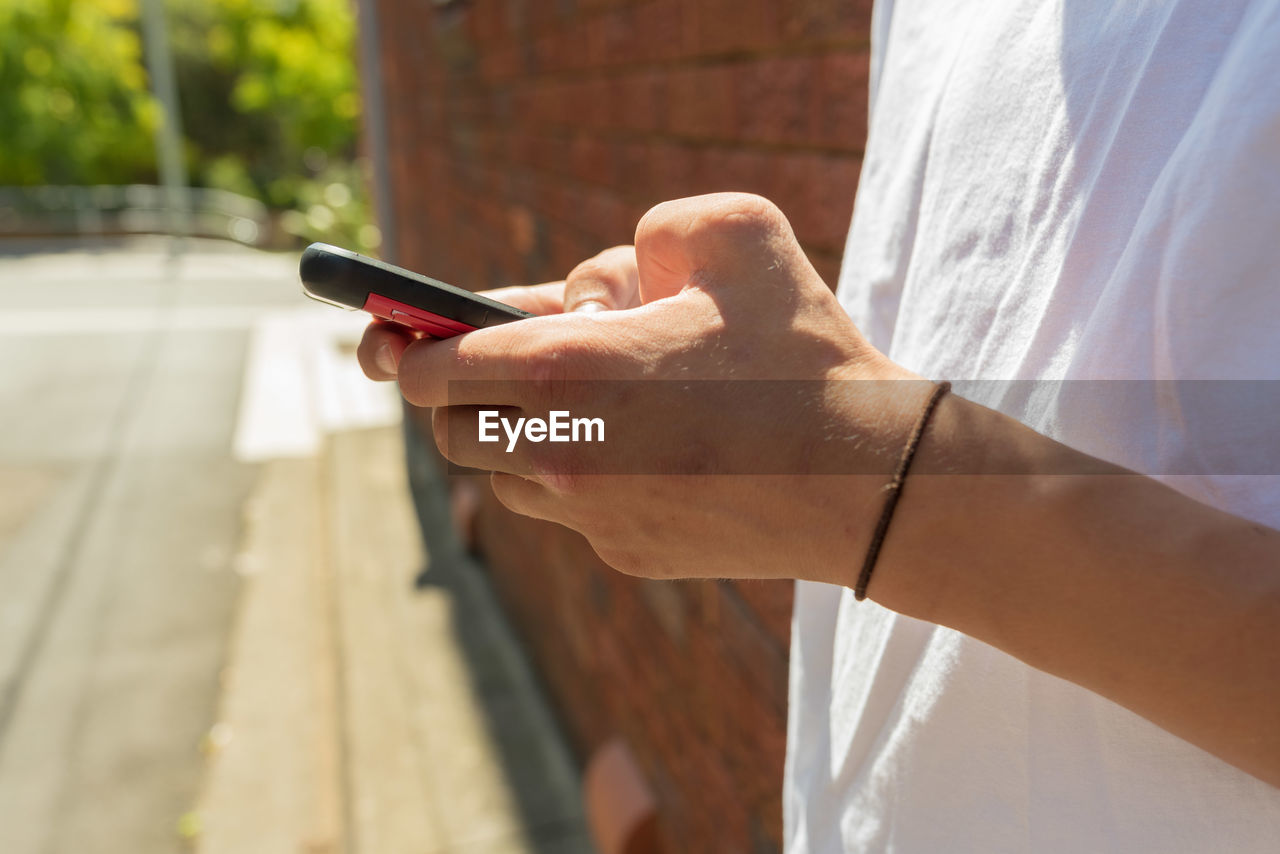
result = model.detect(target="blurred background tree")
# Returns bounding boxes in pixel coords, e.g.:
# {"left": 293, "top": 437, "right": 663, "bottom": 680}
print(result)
{"left": 0, "top": 0, "right": 158, "bottom": 185}
{"left": 0, "top": 0, "right": 378, "bottom": 251}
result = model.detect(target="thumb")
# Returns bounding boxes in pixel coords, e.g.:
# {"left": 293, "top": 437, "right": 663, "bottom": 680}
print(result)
{"left": 633, "top": 193, "right": 817, "bottom": 305}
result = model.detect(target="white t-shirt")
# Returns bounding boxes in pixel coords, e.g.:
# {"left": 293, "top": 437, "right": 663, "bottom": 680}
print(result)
{"left": 784, "top": 2, "right": 1280, "bottom": 851}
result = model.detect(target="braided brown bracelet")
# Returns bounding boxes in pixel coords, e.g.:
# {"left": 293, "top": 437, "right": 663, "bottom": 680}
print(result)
{"left": 853, "top": 381, "right": 951, "bottom": 601}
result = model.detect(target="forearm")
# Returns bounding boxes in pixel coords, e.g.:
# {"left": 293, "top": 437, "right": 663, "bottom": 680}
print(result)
{"left": 866, "top": 392, "right": 1280, "bottom": 785}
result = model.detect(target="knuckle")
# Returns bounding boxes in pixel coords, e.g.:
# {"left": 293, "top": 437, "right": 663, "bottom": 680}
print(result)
{"left": 636, "top": 199, "right": 682, "bottom": 239}
{"left": 533, "top": 461, "right": 582, "bottom": 496}
{"left": 491, "top": 473, "right": 549, "bottom": 520}
{"left": 527, "top": 341, "right": 568, "bottom": 393}
{"left": 568, "top": 256, "right": 620, "bottom": 286}
{"left": 599, "top": 244, "right": 636, "bottom": 261}
{"left": 637, "top": 193, "right": 788, "bottom": 258}
{"left": 593, "top": 544, "right": 643, "bottom": 577}
{"left": 489, "top": 472, "right": 522, "bottom": 511}
{"left": 702, "top": 192, "right": 784, "bottom": 238}
{"left": 356, "top": 330, "right": 385, "bottom": 377}
{"left": 526, "top": 347, "right": 572, "bottom": 410}
{"left": 398, "top": 340, "right": 438, "bottom": 407}
{"left": 525, "top": 335, "right": 597, "bottom": 400}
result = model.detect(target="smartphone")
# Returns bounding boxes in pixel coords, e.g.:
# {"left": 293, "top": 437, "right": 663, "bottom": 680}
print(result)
{"left": 299, "top": 242, "right": 535, "bottom": 338}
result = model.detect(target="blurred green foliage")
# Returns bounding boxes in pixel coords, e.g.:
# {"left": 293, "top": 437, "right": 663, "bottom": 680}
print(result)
{"left": 0, "top": 0, "right": 378, "bottom": 251}
{"left": 0, "top": 0, "right": 158, "bottom": 185}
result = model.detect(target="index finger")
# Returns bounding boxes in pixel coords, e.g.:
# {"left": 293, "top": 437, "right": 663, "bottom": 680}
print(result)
{"left": 397, "top": 315, "right": 544, "bottom": 408}
{"left": 397, "top": 310, "right": 614, "bottom": 408}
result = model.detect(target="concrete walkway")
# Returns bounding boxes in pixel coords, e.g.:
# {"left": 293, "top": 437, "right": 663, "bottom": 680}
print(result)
{"left": 0, "top": 237, "right": 593, "bottom": 854}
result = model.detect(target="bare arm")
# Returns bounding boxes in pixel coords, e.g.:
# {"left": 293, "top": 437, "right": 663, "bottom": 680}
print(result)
{"left": 871, "top": 392, "right": 1280, "bottom": 786}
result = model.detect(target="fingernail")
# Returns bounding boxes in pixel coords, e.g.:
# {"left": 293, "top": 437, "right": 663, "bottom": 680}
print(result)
{"left": 375, "top": 342, "right": 398, "bottom": 376}
{"left": 573, "top": 300, "right": 607, "bottom": 313}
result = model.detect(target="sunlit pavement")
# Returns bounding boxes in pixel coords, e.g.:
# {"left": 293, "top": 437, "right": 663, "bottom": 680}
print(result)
{"left": 0, "top": 237, "right": 592, "bottom": 854}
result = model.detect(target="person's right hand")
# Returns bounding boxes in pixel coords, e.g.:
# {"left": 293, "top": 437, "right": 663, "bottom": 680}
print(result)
{"left": 356, "top": 244, "right": 639, "bottom": 381}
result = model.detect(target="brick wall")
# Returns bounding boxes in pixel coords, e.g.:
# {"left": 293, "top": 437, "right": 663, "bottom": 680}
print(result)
{"left": 373, "top": 2, "right": 873, "bottom": 851}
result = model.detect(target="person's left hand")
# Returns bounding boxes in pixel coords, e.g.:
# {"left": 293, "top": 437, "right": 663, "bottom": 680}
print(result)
{"left": 360, "top": 193, "right": 925, "bottom": 584}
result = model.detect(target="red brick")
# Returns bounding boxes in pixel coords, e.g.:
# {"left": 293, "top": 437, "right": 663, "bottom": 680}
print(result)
{"left": 667, "top": 64, "right": 737, "bottom": 140}
{"left": 612, "top": 71, "right": 667, "bottom": 133}
{"left": 634, "top": 0, "right": 697, "bottom": 63}
{"left": 525, "top": 0, "right": 560, "bottom": 36}
{"left": 693, "top": 0, "right": 781, "bottom": 55}
{"left": 566, "top": 135, "right": 611, "bottom": 185}
{"left": 480, "top": 46, "right": 519, "bottom": 81}
{"left": 728, "top": 579, "right": 794, "bottom": 650}
{"left": 532, "top": 32, "right": 559, "bottom": 72}
{"left": 736, "top": 56, "right": 822, "bottom": 146}
{"left": 548, "top": 226, "right": 593, "bottom": 277}
{"left": 647, "top": 142, "right": 701, "bottom": 199}
{"left": 771, "top": 152, "right": 859, "bottom": 250}
{"left": 614, "top": 140, "right": 654, "bottom": 195}
{"left": 715, "top": 147, "right": 780, "bottom": 200}
{"left": 527, "top": 133, "right": 564, "bottom": 174}
{"left": 582, "top": 188, "right": 632, "bottom": 245}
{"left": 585, "top": 7, "right": 637, "bottom": 68}
{"left": 782, "top": 0, "right": 875, "bottom": 45}
{"left": 577, "top": 77, "right": 614, "bottom": 130}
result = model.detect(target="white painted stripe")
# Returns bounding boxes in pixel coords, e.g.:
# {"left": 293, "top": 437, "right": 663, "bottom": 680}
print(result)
{"left": 0, "top": 306, "right": 285, "bottom": 336}
{"left": 233, "top": 307, "right": 400, "bottom": 463}
{"left": 233, "top": 312, "right": 321, "bottom": 461}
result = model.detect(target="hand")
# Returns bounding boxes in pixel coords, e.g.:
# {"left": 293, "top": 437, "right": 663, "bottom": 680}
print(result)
{"left": 361, "top": 194, "right": 924, "bottom": 584}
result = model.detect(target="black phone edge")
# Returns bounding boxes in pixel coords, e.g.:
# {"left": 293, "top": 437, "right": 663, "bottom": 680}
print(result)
{"left": 299, "top": 242, "right": 534, "bottom": 328}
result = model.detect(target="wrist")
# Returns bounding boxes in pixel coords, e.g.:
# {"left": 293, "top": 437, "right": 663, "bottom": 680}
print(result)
{"left": 851, "top": 380, "right": 953, "bottom": 600}
{"left": 856, "top": 391, "right": 1118, "bottom": 626}
{"left": 796, "top": 355, "right": 945, "bottom": 590}
{"left": 850, "top": 388, "right": 977, "bottom": 618}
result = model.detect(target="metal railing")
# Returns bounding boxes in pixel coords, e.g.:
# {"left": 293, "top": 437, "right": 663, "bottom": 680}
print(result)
{"left": 0, "top": 185, "right": 271, "bottom": 245}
